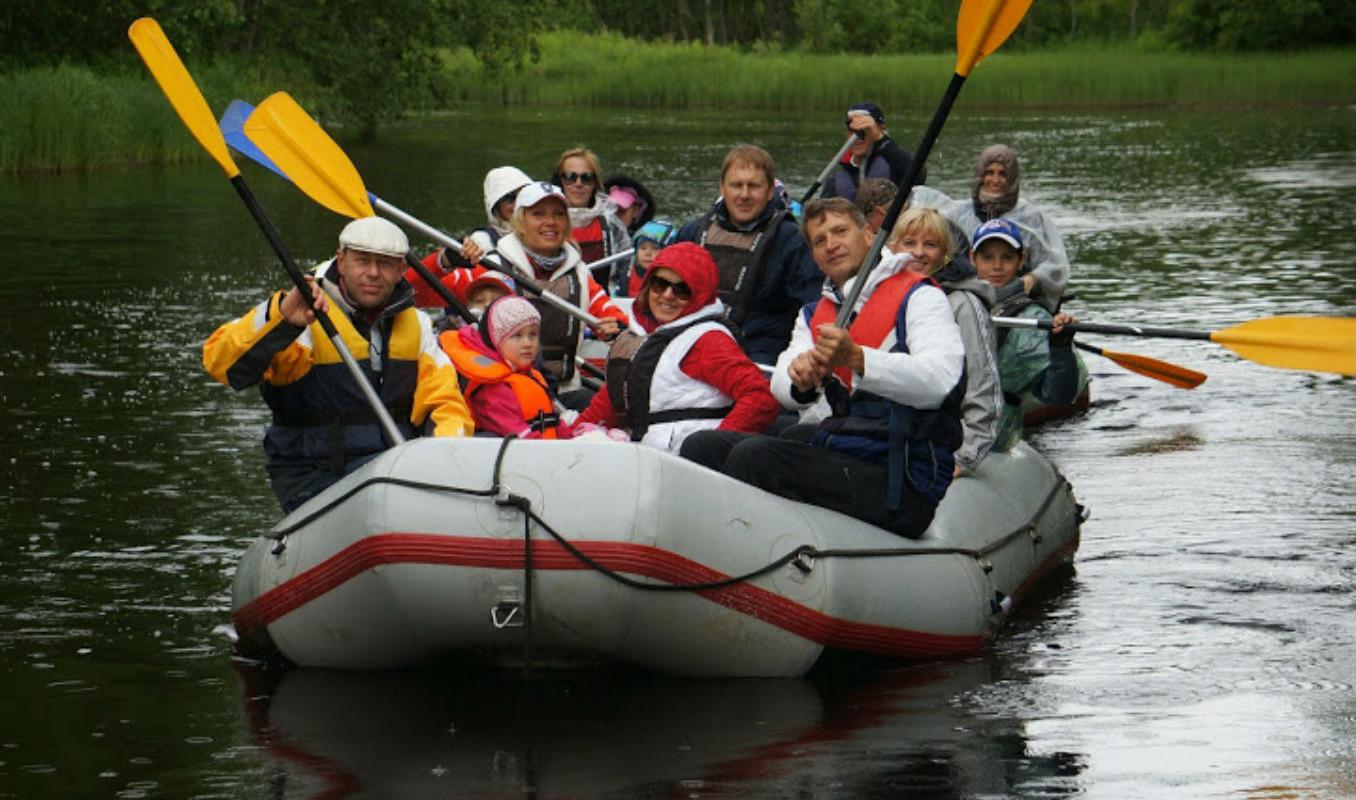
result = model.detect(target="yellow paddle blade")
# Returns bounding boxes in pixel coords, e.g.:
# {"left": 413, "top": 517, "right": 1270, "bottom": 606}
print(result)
{"left": 1211, "top": 315, "right": 1356, "bottom": 376}
{"left": 1100, "top": 348, "right": 1207, "bottom": 389}
{"left": 955, "top": 0, "right": 1033, "bottom": 77}
{"left": 128, "top": 18, "right": 238, "bottom": 179}
{"left": 244, "top": 92, "right": 374, "bottom": 219}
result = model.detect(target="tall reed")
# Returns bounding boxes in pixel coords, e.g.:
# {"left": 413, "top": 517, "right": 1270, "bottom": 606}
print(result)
{"left": 4, "top": 39, "right": 1348, "bottom": 172}
{"left": 0, "top": 61, "right": 302, "bottom": 173}
{"left": 445, "top": 33, "right": 1353, "bottom": 111}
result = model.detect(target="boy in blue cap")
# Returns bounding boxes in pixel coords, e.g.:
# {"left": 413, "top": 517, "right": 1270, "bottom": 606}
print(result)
{"left": 971, "top": 218, "right": 1086, "bottom": 447}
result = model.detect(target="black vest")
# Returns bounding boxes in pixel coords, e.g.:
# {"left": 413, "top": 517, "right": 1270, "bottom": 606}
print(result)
{"left": 697, "top": 208, "right": 787, "bottom": 328}
{"left": 605, "top": 316, "right": 736, "bottom": 441}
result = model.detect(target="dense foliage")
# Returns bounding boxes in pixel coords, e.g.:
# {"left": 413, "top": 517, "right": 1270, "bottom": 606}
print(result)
{"left": 0, "top": 0, "right": 543, "bottom": 129}
{"left": 571, "top": 0, "right": 1354, "bottom": 52}
{"left": 2, "top": 0, "right": 1350, "bottom": 129}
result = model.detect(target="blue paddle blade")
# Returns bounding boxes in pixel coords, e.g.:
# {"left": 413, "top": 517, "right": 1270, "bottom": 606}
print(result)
{"left": 218, "top": 100, "right": 287, "bottom": 180}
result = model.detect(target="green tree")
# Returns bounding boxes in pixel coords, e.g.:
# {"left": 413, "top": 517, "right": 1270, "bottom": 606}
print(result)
{"left": 1164, "top": 0, "right": 1355, "bottom": 49}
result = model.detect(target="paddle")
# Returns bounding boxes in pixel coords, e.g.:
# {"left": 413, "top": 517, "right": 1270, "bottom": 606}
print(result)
{"left": 127, "top": 18, "right": 406, "bottom": 447}
{"left": 232, "top": 93, "right": 606, "bottom": 330}
{"left": 221, "top": 99, "right": 478, "bottom": 326}
{"left": 994, "top": 315, "right": 1356, "bottom": 376}
{"left": 798, "top": 131, "right": 862, "bottom": 207}
{"left": 835, "top": 0, "right": 1032, "bottom": 326}
{"left": 1073, "top": 340, "right": 1207, "bottom": 389}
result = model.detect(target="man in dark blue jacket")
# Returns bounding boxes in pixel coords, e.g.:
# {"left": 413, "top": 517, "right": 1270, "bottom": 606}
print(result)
{"left": 675, "top": 144, "right": 822, "bottom": 366}
{"left": 822, "top": 102, "right": 925, "bottom": 201}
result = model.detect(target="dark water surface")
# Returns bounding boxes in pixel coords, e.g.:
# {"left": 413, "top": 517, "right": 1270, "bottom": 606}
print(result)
{"left": 1, "top": 106, "right": 1353, "bottom": 799}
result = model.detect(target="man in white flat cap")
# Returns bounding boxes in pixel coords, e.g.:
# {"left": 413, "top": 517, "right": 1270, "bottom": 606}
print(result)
{"left": 204, "top": 216, "right": 473, "bottom": 512}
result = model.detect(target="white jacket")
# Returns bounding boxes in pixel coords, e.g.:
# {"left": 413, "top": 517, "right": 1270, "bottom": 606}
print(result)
{"left": 770, "top": 256, "right": 964, "bottom": 415}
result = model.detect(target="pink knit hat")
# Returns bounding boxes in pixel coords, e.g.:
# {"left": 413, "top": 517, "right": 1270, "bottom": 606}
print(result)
{"left": 481, "top": 295, "right": 540, "bottom": 349}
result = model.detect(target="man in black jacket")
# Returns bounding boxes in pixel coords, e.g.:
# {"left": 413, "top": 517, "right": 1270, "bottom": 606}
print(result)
{"left": 822, "top": 102, "right": 925, "bottom": 201}
{"left": 674, "top": 144, "right": 822, "bottom": 366}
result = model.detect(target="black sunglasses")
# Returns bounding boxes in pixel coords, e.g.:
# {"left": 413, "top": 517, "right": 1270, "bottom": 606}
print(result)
{"left": 647, "top": 274, "right": 692, "bottom": 301}
{"left": 560, "top": 171, "right": 596, "bottom": 185}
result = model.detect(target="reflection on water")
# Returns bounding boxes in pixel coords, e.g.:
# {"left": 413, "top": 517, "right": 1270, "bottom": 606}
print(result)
{"left": 1, "top": 106, "right": 1354, "bottom": 798}
{"left": 236, "top": 657, "right": 1080, "bottom": 800}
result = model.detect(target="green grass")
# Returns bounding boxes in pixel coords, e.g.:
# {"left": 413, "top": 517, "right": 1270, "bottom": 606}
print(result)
{"left": 3, "top": 38, "right": 1352, "bottom": 172}
{"left": 446, "top": 32, "right": 1356, "bottom": 111}
{"left": 0, "top": 60, "right": 305, "bottom": 173}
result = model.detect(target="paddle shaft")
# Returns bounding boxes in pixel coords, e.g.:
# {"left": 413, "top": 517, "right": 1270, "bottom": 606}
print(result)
{"left": 403, "top": 252, "right": 475, "bottom": 324}
{"left": 835, "top": 73, "right": 967, "bottom": 327}
{"left": 230, "top": 176, "right": 406, "bottom": 445}
{"left": 575, "top": 355, "right": 607, "bottom": 380}
{"left": 582, "top": 248, "right": 635, "bottom": 274}
{"left": 371, "top": 196, "right": 604, "bottom": 328}
{"left": 994, "top": 315, "right": 1212, "bottom": 342}
{"left": 799, "top": 132, "right": 860, "bottom": 207}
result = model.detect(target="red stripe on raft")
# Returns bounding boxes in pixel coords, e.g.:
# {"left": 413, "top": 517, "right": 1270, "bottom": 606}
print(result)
{"left": 233, "top": 533, "right": 984, "bottom": 658}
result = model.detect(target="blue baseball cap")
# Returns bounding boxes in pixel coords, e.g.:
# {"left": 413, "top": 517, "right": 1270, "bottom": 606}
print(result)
{"left": 634, "top": 219, "right": 675, "bottom": 247}
{"left": 971, "top": 218, "right": 1023, "bottom": 251}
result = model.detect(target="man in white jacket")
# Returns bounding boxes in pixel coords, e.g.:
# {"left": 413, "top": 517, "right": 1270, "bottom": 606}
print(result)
{"left": 681, "top": 198, "right": 965, "bottom": 538}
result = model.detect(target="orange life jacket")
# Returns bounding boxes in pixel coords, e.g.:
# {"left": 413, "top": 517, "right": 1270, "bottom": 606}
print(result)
{"left": 440, "top": 330, "right": 559, "bottom": 438}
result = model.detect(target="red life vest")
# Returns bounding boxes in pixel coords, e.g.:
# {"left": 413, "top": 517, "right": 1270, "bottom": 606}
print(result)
{"left": 440, "top": 330, "right": 559, "bottom": 439}
{"left": 807, "top": 269, "right": 935, "bottom": 390}
{"left": 572, "top": 217, "right": 606, "bottom": 265}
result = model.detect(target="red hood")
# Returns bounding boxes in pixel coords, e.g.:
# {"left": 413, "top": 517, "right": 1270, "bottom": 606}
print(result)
{"left": 634, "top": 242, "right": 720, "bottom": 331}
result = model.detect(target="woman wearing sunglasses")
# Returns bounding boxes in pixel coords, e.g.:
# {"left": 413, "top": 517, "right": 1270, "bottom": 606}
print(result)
{"left": 552, "top": 146, "right": 633, "bottom": 286}
{"left": 575, "top": 242, "right": 780, "bottom": 453}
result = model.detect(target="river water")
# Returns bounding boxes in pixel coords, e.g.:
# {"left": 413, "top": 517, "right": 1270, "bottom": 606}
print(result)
{"left": 1, "top": 105, "right": 1353, "bottom": 799}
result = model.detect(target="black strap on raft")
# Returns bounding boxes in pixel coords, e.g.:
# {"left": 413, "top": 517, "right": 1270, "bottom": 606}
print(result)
{"left": 644, "top": 406, "right": 733, "bottom": 427}
{"left": 265, "top": 439, "right": 1074, "bottom": 628}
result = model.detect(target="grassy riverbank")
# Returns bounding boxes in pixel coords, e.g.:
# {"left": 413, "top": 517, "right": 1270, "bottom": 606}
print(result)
{"left": 447, "top": 33, "right": 1355, "bottom": 110}
{"left": 4, "top": 37, "right": 1352, "bottom": 172}
{"left": 0, "top": 61, "right": 307, "bottom": 173}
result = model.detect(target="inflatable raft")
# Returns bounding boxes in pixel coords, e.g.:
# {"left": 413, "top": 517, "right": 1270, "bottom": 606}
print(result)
{"left": 231, "top": 437, "right": 1081, "bottom": 677}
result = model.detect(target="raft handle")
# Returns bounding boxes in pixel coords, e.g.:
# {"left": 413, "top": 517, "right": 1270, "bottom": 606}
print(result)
{"left": 492, "top": 601, "right": 523, "bottom": 629}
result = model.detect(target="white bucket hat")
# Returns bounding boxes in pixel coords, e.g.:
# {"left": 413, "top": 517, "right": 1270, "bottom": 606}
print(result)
{"left": 338, "top": 216, "right": 409, "bottom": 257}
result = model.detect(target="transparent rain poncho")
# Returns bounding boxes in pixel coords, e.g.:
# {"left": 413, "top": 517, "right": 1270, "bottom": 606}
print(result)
{"left": 908, "top": 185, "right": 1070, "bottom": 311}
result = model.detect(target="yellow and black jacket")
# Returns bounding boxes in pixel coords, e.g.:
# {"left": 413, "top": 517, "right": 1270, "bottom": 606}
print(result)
{"left": 203, "top": 259, "right": 473, "bottom": 472}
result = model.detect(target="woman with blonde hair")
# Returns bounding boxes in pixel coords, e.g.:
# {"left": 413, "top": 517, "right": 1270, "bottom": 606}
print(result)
{"left": 490, "top": 181, "right": 628, "bottom": 400}
{"left": 886, "top": 206, "right": 1003, "bottom": 477}
{"left": 552, "top": 146, "right": 632, "bottom": 284}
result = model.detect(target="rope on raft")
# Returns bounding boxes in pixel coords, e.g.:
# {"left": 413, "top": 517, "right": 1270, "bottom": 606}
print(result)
{"left": 267, "top": 436, "right": 1072, "bottom": 592}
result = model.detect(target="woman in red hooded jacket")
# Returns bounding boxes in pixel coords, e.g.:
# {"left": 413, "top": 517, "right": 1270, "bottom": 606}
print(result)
{"left": 576, "top": 242, "right": 780, "bottom": 453}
